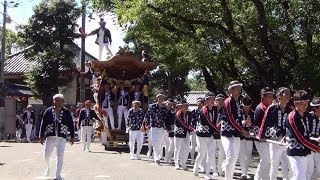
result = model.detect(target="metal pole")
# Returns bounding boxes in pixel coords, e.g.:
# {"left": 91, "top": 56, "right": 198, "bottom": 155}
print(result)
{"left": 0, "top": 0, "right": 7, "bottom": 140}
{"left": 79, "top": 0, "right": 86, "bottom": 102}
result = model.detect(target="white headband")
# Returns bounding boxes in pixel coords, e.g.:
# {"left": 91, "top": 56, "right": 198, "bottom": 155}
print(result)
{"left": 228, "top": 83, "right": 243, "bottom": 90}
{"left": 53, "top": 94, "right": 64, "bottom": 100}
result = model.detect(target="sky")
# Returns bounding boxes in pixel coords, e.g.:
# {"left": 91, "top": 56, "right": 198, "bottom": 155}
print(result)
{"left": 4, "top": 0, "right": 126, "bottom": 60}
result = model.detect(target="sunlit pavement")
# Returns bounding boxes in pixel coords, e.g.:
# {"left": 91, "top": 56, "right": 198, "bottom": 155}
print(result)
{"left": 0, "top": 141, "right": 285, "bottom": 180}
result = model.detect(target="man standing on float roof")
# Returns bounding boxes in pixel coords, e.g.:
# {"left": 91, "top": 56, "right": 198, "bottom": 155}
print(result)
{"left": 39, "top": 94, "right": 75, "bottom": 180}
{"left": 86, "top": 18, "right": 113, "bottom": 60}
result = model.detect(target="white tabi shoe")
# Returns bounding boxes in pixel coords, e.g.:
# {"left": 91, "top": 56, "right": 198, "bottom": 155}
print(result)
{"left": 44, "top": 168, "right": 50, "bottom": 177}
{"left": 198, "top": 165, "right": 205, "bottom": 173}
{"left": 192, "top": 169, "right": 199, "bottom": 176}
{"left": 212, "top": 172, "right": 219, "bottom": 177}
{"left": 54, "top": 176, "right": 63, "bottom": 180}
{"left": 130, "top": 154, "right": 135, "bottom": 160}
{"left": 135, "top": 155, "right": 141, "bottom": 160}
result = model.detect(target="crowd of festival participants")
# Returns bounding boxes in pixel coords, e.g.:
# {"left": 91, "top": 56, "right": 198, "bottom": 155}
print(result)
{"left": 29, "top": 79, "right": 320, "bottom": 180}
{"left": 121, "top": 80, "right": 320, "bottom": 180}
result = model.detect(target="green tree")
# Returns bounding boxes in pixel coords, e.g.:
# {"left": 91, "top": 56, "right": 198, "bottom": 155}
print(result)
{"left": 19, "top": 0, "right": 81, "bottom": 106}
{"left": 0, "top": 28, "right": 24, "bottom": 55}
{"left": 93, "top": 0, "right": 320, "bottom": 100}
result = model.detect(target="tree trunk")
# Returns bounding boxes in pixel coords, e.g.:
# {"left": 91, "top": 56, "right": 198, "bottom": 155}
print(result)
{"left": 167, "top": 71, "right": 174, "bottom": 98}
{"left": 202, "top": 67, "right": 218, "bottom": 93}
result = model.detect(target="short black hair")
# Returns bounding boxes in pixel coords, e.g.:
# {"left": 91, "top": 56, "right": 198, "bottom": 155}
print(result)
{"left": 292, "top": 90, "right": 309, "bottom": 102}
{"left": 242, "top": 96, "right": 253, "bottom": 106}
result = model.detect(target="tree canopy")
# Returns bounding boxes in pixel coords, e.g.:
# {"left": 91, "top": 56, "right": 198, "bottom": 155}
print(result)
{"left": 19, "top": 0, "right": 81, "bottom": 106}
{"left": 0, "top": 28, "right": 24, "bottom": 55}
{"left": 92, "top": 0, "right": 320, "bottom": 99}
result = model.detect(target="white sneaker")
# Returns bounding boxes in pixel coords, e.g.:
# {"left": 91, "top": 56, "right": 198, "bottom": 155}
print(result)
{"left": 203, "top": 175, "right": 212, "bottom": 180}
{"left": 175, "top": 165, "right": 180, "bottom": 170}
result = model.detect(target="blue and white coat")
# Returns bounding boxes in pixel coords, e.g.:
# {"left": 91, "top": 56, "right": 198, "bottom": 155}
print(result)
{"left": 39, "top": 106, "right": 75, "bottom": 139}
{"left": 126, "top": 108, "right": 145, "bottom": 131}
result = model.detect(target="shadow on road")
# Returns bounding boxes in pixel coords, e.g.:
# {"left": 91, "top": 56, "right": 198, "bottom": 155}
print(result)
{"left": 89, "top": 151, "right": 120, "bottom": 155}
{"left": 0, "top": 145, "right": 11, "bottom": 148}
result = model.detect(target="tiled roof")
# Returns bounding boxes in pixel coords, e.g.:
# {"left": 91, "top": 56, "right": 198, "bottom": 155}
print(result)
{"left": 4, "top": 43, "right": 97, "bottom": 76}
{"left": 4, "top": 46, "right": 36, "bottom": 76}
{"left": 185, "top": 91, "right": 208, "bottom": 110}
{"left": 7, "top": 83, "right": 34, "bottom": 97}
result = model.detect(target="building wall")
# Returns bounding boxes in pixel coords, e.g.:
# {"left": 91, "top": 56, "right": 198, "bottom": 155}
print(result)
{"left": 60, "top": 74, "right": 78, "bottom": 105}
{"left": 5, "top": 97, "right": 16, "bottom": 136}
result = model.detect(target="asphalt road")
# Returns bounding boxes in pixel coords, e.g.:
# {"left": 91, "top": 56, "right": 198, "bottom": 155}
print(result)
{"left": 0, "top": 141, "right": 282, "bottom": 180}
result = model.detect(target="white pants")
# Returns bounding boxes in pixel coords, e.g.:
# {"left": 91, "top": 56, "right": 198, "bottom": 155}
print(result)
{"left": 269, "top": 143, "right": 289, "bottom": 180}
{"left": 77, "top": 126, "right": 81, "bottom": 141}
{"left": 193, "top": 136, "right": 215, "bottom": 176}
{"left": 129, "top": 130, "right": 144, "bottom": 156}
{"left": 280, "top": 150, "right": 290, "bottom": 179}
{"left": 174, "top": 134, "right": 190, "bottom": 168}
{"left": 44, "top": 136, "right": 66, "bottom": 178}
{"left": 16, "top": 128, "right": 22, "bottom": 140}
{"left": 307, "top": 153, "right": 315, "bottom": 180}
{"left": 81, "top": 126, "right": 93, "bottom": 150}
{"left": 189, "top": 133, "right": 197, "bottom": 163}
{"left": 312, "top": 153, "right": 320, "bottom": 179}
{"left": 147, "top": 131, "right": 152, "bottom": 156}
{"left": 151, "top": 127, "right": 165, "bottom": 162}
{"left": 254, "top": 141, "right": 271, "bottom": 180}
{"left": 214, "top": 139, "right": 225, "bottom": 174}
{"left": 25, "top": 123, "right": 33, "bottom": 141}
{"left": 221, "top": 136, "right": 240, "bottom": 180}
{"left": 306, "top": 152, "right": 320, "bottom": 180}
{"left": 239, "top": 139, "right": 253, "bottom": 176}
{"left": 117, "top": 105, "right": 128, "bottom": 130}
{"left": 288, "top": 155, "right": 308, "bottom": 180}
{"left": 102, "top": 107, "right": 115, "bottom": 129}
{"left": 165, "top": 136, "right": 174, "bottom": 163}
{"left": 32, "top": 126, "right": 37, "bottom": 139}
{"left": 162, "top": 131, "right": 170, "bottom": 158}
{"left": 98, "top": 42, "right": 113, "bottom": 60}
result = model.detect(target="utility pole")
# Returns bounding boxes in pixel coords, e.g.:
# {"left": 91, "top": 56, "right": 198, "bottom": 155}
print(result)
{"left": 0, "top": 0, "right": 7, "bottom": 140}
{"left": 79, "top": 0, "right": 86, "bottom": 102}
